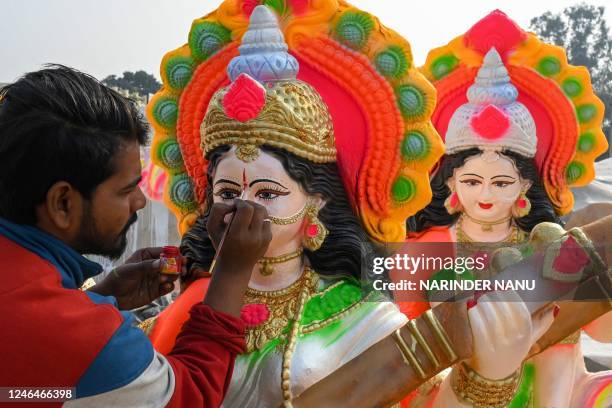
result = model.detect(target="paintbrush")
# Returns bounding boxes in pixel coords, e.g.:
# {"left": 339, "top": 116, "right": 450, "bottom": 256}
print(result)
{"left": 208, "top": 169, "right": 248, "bottom": 274}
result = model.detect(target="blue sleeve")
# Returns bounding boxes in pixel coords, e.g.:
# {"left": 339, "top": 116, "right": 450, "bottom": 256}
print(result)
{"left": 75, "top": 292, "right": 155, "bottom": 398}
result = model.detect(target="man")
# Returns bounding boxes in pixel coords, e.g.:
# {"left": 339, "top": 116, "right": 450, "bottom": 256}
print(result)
{"left": 0, "top": 66, "right": 271, "bottom": 407}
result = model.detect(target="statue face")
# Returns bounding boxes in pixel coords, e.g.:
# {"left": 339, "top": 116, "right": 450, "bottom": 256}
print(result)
{"left": 211, "top": 146, "right": 321, "bottom": 254}
{"left": 449, "top": 152, "right": 530, "bottom": 222}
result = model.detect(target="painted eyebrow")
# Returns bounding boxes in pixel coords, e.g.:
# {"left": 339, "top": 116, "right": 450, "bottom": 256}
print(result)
{"left": 458, "top": 173, "right": 484, "bottom": 179}
{"left": 122, "top": 175, "right": 142, "bottom": 190}
{"left": 214, "top": 178, "right": 241, "bottom": 187}
{"left": 249, "top": 178, "right": 288, "bottom": 189}
{"left": 491, "top": 175, "right": 517, "bottom": 180}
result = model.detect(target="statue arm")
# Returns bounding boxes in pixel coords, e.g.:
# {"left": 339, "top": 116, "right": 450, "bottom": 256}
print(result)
{"left": 291, "top": 220, "right": 612, "bottom": 407}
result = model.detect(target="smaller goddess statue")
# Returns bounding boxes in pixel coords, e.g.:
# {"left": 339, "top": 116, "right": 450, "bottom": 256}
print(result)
{"left": 406, "top": 10, "right": 611, "bottom": 407}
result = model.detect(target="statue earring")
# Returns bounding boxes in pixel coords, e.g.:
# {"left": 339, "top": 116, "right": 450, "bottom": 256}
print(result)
{"left": 302, "top": 204, "right": 328, "bottom": 251}
{"left": 444, "top": 191, "right": 461, "bottom": 215}
{"left": 513, "top": 191, "right": 531, "bottom": 218}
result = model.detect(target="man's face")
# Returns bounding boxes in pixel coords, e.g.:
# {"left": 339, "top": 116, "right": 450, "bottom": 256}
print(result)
{"left": 75, "top": 140, "right": 146, "bottom": 259}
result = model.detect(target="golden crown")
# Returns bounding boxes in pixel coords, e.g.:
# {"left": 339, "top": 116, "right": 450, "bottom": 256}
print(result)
{"left": 200, "top": 6, "right": 336, "bottom": 163}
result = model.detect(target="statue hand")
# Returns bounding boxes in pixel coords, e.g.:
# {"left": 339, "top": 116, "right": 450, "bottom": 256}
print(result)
{"left": 467, "top": 290, "right": 556, "bottom": 379}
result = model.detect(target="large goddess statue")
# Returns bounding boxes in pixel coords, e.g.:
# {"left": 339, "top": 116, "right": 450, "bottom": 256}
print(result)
{"left": 404, "top": 10, "right": 611, "bottom": 407}
{"left": 140, "top": 2, "right": 609, "bottom": 407}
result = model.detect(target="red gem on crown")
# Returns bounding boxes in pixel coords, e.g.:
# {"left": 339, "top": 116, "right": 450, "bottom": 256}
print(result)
{"left": 242, "top": 0, "right": 261, "bottom": 17}
{"left": 470, "top": 105, "right": 510, "bottom": 140}
{"left": 222, "top": 73, "right": 266, "bottom": 122}
{"left": 464, "top": 10, "right": 526, "bottom": 59}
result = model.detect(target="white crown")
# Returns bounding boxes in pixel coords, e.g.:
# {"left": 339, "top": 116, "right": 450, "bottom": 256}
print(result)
{"left": 444, "top": 48, "right": 537, "bottom": 158}
{"left": 227, "top": 5, "right": 299, "bottom": 83}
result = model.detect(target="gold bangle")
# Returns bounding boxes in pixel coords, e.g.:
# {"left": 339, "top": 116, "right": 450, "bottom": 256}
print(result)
{"left": 423, "top": 309, "right": 458, "bottom": 362}
{"left": 407, "top": 320, "right": 441, "bottom": 369}
{"left": 451, "top": 362, "right": 521, "bottom": 408}
{"left": 392, "top": 329, "right": 426, "bottom": 379}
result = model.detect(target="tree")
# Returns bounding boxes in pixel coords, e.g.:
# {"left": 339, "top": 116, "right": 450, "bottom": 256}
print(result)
{"left": 530, "top": 3, "right": 612, "bottom": 158}
{"left": 102, "top": 71, "right": 161, "bottom": 96}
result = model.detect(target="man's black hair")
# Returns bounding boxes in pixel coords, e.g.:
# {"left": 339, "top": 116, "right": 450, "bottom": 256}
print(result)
{"left": 0, "top": 65, "right": 149, "bottom": 224}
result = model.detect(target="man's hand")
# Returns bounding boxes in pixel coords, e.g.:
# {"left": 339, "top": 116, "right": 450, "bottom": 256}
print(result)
{"left": 89, "top": 247, "right": 180, "bottom": 310}
{"left": 203, "top": 200, "right": 273, "bottom": 317}
{"left": 565, "top": 202, "right": 612, "bottom": 229}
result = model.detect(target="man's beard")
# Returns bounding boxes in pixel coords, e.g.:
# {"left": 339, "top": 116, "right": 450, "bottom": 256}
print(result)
{"left": 76, "top": 206, "right": 138, "bottom": 260}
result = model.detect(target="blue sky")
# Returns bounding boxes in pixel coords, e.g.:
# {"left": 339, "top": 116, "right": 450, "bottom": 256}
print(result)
{"left": 1, "top": 0, "right": 608, "bottom": 82}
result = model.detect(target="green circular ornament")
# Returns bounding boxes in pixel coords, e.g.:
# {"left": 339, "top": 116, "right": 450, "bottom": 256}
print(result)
{"left": 566, "top": 161, "right": 585, "bottom": 183}
{"left": 536, "top": 56, "right": 561, "bottom": 77}
{"left": 189, "top": 21, "right": 231, "bottom": 61}
{"left": 577, "top": 132, "right": 595, "bottom": 153}
{"left": 169, "top": 174, "right": 197, "bottom": 210}
{"left": 392, "top": 176, "right": 416, "bottom": 202}
{"left": 562, "top": 77, "right": 583, "bottom": 98}
{"left": 402, "top": 131, "right": 429, "bottom": 160}
{"left": 153, "top": 97, "right": 178, "bottom": 129}
{"left": 431, "top": 54, "right": 459, "bottom": 80}
{"left": 577, "top": 104, "right": 597, "bottom": 123}
{"left": 165, "top": 56, "right": 194, "bottom": 90}
{"left": 158, "top": 139, "right": 184, "bottom": 171}
{"left": 375, "top": 46, "right": 409, "bottom": 79}
{"left": 397, "top": 85, "right": 426, "bottom": 119}
{"left": 334, "top": 11, "right": 374, "bottom": 50}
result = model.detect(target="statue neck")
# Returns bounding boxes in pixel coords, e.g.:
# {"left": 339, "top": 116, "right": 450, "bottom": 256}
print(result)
{"left": 456, "top": 213, "right": 514, "bottom": 243}
{"left": 248, "top": 243, "right": 305, "bottom": 291}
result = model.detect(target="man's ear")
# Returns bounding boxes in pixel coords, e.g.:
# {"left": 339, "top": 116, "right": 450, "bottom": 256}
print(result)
{"left": 40, "top": 181, "right": 82, "bottom": 231}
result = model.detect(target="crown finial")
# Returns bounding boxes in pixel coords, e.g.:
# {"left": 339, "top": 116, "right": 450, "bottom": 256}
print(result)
{"left": 467, "top": 47, "right": 518, "bottom": 106}
{"left": 227, "top": 5, "right": 299, "bottom": 83}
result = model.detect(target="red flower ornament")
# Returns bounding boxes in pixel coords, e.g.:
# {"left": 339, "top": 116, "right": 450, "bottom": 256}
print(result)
{"left": 471, "top": 104, "right": 510, "bottom": 140}
{"left": 241, "top": 303, "right": 270, "bottom": 327}
{"left": 222, "top": 73, "right": 267, "bottom": 122}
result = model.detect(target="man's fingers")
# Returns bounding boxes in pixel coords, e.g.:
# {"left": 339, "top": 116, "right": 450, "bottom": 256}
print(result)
{"left": 140, "top": 247, "right": 164, "bottom": 260}
{"left": 113, "top": 259, "right": 158, "bottom": 277}
{"left": 250, "top": 202, "right": 269, "bottom": 230}
{"left": 160, "top": 282, "right": 175, "bottom": 295}
{"left": 207, "top": 203, "right": 236, "bottom": 230}
{"left": 230, "top": 199, "right": 255, "bottom": 233}
{"left": 159, "top": 272, "right": 179, "bottom": 283}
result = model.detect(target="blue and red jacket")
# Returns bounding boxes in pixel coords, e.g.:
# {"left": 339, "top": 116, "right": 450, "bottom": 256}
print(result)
{"left": 0, "top": 218, "right": 245, "bottom": 407}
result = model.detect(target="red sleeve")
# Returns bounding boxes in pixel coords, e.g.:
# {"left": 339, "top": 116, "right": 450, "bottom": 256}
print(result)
{"left": 165, "top": 304, "right": 246, "bottom": 408}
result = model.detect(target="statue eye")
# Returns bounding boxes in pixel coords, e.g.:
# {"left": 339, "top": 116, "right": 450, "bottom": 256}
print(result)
{"left": 493, "top": 181, "right": 515, "bottom": 188}
{"left": 256, "top": 186, "right": 289, "bottom": 201}
{"left": 214, "top": 189, "right": 240, "bottom": 200}
{"left": 257, "top": 191, "right": 280, "bottom": 200}
{"left": 460, "top": 179, "right": 481, "bottom": 187}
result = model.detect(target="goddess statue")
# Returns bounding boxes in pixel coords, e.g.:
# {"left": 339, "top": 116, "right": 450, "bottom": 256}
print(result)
{"left": 141, "top": 3, "right": 609, "bottom": 407}
{"left": 404, "top": 10, "right": 611, "bottom": 407}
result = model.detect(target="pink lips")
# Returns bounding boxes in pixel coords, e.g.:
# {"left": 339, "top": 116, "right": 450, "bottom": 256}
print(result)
{"left": 479, "top": 202, "right": 493, "bottom": 210}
